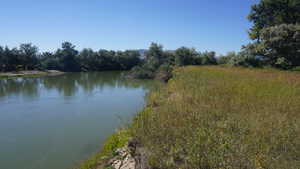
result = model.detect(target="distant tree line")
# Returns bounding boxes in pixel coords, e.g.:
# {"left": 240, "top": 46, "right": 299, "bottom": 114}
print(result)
{"left": 0, "top": 42, "right": 141, "bottom": 72}
{"left": 1, "top": 0, "right": 299, "bottom": 75}
{"left": 129, "top": 43, "right": 218, "bottom": 80}
{"left": 0, "top": 42, "right": 218, "bottom": 77}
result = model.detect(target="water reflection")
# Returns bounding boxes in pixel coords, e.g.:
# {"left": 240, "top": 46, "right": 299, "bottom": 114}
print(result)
{"left": 0, "top": 72, "right": 154, "bottom": 99}
{"left": 0, "top": 78, "right": 40, "bottom": 99}
{"left": 0, "top": 71, "right": 156, "bottom": 169}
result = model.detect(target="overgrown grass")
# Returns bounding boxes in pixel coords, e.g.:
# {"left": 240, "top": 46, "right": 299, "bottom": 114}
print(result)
{"left": 132, "top": 66, "right": 300, "bottom": 169}
{"left": 79, "top": 130, "right": 130, "bottom": 169}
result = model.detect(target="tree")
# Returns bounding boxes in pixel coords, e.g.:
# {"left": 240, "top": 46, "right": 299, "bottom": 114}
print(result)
{"left": 56, "top": 42, "right": 80, "bottom": 72}
{"left": 249, "top": 24, "right": 300, "bottom": 69}
{"left": 0, "top": 42, "right": 144, "bottom": 72}
{"left": 0, "top": 46, "right": 3, "bottom": 71}
{"left": 174, "top": 47, "right": 198, "bottom": 66}
{"left": 229, "top": 49, "right": 262, "bottom": 67}
{"left": 217, "top": 52, "right": 236, "bottom": 65}
{"left": 4, "top": 47, "right": 21, "bottom": 71}
{"left": 117, "top": 50, "right": 141, "bottom": 70}
{"left": 246, "top": 0, "right": 300, "bottom": 69}
{"left": 146, "top": 43, "right": 164, "bottom": 64}
{"left": 164, "top": 51, "right": 176, "bottom": 65}
{"left": 248, "top": 0, "right": 300, "bottom": 41}
{"left": 78, "top": 48, "right": 95, "bottom": 71}
{"left": 200, "top": 51, "right": 217, "bottom": 65}
{"left": 97, "top": 49, "right": 115, "bottom": 70}
{"left": 40, "top": 52, "right": 60, "bottom": 70}
{"left": 19, "top": 43, "right": 39, "bottom": 70}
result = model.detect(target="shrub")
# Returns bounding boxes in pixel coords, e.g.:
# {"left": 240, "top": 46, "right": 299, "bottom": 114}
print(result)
{"left": 229, "top": 50, "right": 262, "bottom": 67}
{"left": 128, "top": 66, "right": 155, "bottom": 79}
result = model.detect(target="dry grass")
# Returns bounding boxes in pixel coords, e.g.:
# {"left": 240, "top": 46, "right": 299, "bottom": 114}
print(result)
{"left": 132, "top": 66, "right": 300, "bottom": 169}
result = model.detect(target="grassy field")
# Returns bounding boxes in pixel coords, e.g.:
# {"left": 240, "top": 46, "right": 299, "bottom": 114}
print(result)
{"left": 79, "top": 66, "right": 299, "bottom": 169}
{"left": 132, "top": 66, "right": 300, "bottom": 169}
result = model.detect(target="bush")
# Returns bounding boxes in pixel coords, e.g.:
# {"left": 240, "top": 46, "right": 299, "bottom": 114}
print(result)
{"left": 154, "top": 64, "right": 173, "bottom": 82}
{"left": 229, "top": 50, "right": 262, "bottom": 67}
{"left": 128, "top": 66, "right": 155, "bottom": 79}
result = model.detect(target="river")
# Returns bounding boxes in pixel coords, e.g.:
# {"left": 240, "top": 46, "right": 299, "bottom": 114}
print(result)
{"left": 0, "top": 72, "right": 154, "bottom": 169}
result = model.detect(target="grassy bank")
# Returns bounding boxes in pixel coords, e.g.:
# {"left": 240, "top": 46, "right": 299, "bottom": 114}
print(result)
{"left": 81, "top": 66, "right": 300, "bottom": 169}
{"left": 79, "top": 130, "right": 130, "bottom": 169}
{"left": 132, "top": 66, "right": 300, "bottom": 169}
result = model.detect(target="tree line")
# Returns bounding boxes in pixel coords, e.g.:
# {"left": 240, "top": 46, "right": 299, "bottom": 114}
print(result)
{"left": 0, "top": 41, "right": 218, "bottom": 74}
{"left": 1, "top": 0, "right": 299, "bottom": 74}
{"left": 0, "top": 42, "right": 141, "bottom": 72}
{"left": 129, "top": 43, "right": 218, "bottom": 80}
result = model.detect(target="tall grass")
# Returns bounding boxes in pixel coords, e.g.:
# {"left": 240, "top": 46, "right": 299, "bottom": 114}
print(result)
{"left": 132, "top": 66, "right": 300, "bottom": 169}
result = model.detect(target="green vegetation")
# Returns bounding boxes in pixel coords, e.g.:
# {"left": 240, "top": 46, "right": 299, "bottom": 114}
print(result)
{"left": 129, "top": 43, "right": 217, "bottom": 80}
{"left": 0, "top": 1, "right": 299, "bottom": 75}
{"left": 78, "top": 1, "right": 300, "bottom": 168}
{"left": 2, "top": 0, "right": 300, "bottom": 168}
{"left": 215, "top": 0, "right": 300, "bottom": 69}
{"left": 242, "top": 0, "right": 300, "bottom": 69}
{"left": 79, "top": 130, "right": 130, "bottom": 169}
{"left": 0, "top": 41, "right": 218, "bottom": 77}
{"left": 129, "top": 0, "right": 300, "bottom": 78}
{"left": 132, "top": 66, "right": 300, "bottom": 169}
{"left": 0, "top": 42, "right": 141, "bottom": 72}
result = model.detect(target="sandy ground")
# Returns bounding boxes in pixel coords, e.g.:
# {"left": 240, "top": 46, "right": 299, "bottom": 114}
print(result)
{"left": 0, "top": 70, "right": 65, "bottom": 77}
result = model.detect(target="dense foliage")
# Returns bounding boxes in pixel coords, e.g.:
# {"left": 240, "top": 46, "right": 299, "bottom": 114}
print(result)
{"left": 0, "top": 42, "right": 141, "bottom": 72}
{"left": 216, "top": 0, "right": 300, "bottom": 69}
{"left": 246, "top": 24, "right": 300, "bottom": 69}
{"left": 0, "top": 42, "right": 219, "bottom": 75}
{"left": 247, "top": 0, "right": 300, "bottom": 41}
{"left": 240, "top": 0, "right": 300, "bottom": 69}
{"left": 129, "top": 43, "right": 217, "bottom": 80}
{"left": 0, "top": 44, "right": 39, "bottom": 71}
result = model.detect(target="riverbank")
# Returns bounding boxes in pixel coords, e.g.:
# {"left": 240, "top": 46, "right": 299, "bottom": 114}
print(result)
{"left": 80, "top": 66, "right": 300, "bottom": 169}
{"left": 0, "top": 70, "right": 65, "bottom": 78}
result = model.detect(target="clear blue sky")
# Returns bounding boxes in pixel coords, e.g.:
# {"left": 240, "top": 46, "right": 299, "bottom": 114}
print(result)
{"left": 0, "top": 0, "right": 258, "bottom": 54}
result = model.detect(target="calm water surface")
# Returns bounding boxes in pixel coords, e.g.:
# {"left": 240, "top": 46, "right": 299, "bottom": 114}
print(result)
{"left": 0, "top": 72, "right": 155, "bottom": 169}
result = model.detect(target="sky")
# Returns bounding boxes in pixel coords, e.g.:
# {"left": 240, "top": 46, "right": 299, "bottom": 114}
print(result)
{"left": 0, "top": 0, "right": 259, "bottom": 55}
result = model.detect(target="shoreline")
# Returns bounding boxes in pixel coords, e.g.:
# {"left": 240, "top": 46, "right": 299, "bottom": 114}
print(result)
{"left": 0, "top": 70, "right": 65, "bottom": 78}
{"left": 79, "top": 66, "right": 300, "bottom": 169}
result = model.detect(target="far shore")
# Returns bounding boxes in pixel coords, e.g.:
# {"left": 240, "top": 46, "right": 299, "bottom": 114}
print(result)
{"left": 0, "top": 70, "right": 65, "bottom": 78}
